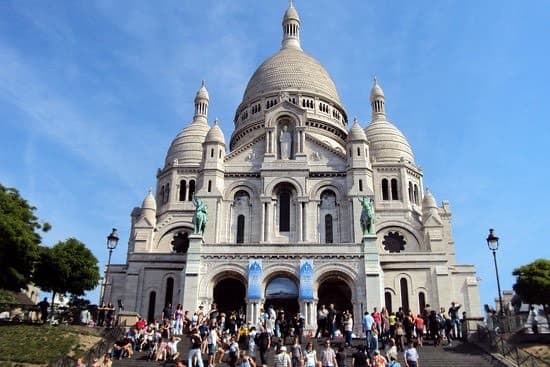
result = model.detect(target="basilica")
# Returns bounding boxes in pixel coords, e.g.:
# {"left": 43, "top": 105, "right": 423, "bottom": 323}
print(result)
{"left": 107, "top": 3, "right": 481, "bottom": 331}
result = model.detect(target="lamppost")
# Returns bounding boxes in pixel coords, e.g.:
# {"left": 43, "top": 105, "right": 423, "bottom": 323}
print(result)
{"left": 101, "top": 228, "right": 119, "bottom": 305}
{"left": 486, "top": 228, "right": 504, "bottom": 316}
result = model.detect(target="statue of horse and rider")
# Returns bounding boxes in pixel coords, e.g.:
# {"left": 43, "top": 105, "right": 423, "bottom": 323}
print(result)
{"left": 192, "top": 194, "right": 208, "bottom": 235}
{"left": 359, "top": 196, "right": 375, "bottom": 235}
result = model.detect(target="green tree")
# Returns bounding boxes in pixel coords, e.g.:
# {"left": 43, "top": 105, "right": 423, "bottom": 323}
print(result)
{"left": 0, "top": 289, "right": 16, "bottom": 313}
{"left": 0, "top": 184, "right": 50, "bottom": 291}
{"left": 512, "top": 258, "right": 550, "bottom": 310}
{"left": 34, "top": 238, "right": 100, "bottom": 317}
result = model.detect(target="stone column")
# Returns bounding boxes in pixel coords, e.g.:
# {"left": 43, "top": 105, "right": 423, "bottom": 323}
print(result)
{"left": 363, "top": 234, "right": 383, "bottom": 312}
{"left": 182, "top": 235, "right": 202, "bottom": 313}
{"left": 296, "top": 200, "right": 303, "bottom": 242}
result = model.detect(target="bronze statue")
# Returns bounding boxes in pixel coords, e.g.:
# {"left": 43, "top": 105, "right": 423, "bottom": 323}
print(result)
{"left": 192, "top": 194, "right": 208, "bottom": 235}
{"left": 359, "top": 196, "right": 375, "bottom": 235}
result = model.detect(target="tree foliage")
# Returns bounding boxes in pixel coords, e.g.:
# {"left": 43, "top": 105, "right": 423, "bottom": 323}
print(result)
{"left": 0, "top": 184, "right": 50, "bottom": 291}
{"left": 512, "top": 258, "right": 550, "bottom": 307}
{"left": 34, "top": 238, "right": 100, "bottom": 310}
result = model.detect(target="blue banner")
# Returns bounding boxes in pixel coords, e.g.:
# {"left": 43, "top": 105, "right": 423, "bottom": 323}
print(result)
{"left": 248, "top": 259, "right": 263, "bottom": 300}
{"left": 299, "top": 259, "right": 314, "bottom": 300}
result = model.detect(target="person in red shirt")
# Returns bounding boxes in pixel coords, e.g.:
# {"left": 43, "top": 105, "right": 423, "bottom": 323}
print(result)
{"left": 136, "top": 317, "right": 146, "bottom": 331}
{"left": 372, "top": 307, "right": 381, "bottom": 333}
{"left": 414, "top": 315, "right": 424, "bottom": 347}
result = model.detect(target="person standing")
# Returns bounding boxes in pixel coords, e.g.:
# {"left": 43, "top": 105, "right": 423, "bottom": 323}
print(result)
{"left": 448, "top": 302, "right": 461, "bottom": 339}
{"left": 304, "top": 342, "right": 318, "bottom": 367}
{"left": 274, "top": 345, "right": 292, "bottom": 367}
{"left": 188, "top": 328, "right": 204, "bottom": 367}
{"left": 403, "top": 341, "right": 419, "bottom": 367}
{"left": 38, "top": 297, "right": 49, "bottom": 324}
{"left": 257, "top": 326, "right": 271, "bottom": 366}
{"left": 362, "top": 311, "right": 375, "bottom": 351}
{"left": 321, "top": 339, "right": 338, "bottom": 367}
{"left": 344, "top": 311, "right": 354, "bottom": 347}
{"left": 316, "top": 304, "right": 328, "bottom": 338}
{"left": 327, "top": 304, "right": 337, "bottom": 339}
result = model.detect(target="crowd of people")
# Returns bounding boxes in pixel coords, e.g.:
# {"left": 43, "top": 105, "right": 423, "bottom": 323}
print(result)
{"left": 76, "top": 301, "right": 465, "bottom": 367}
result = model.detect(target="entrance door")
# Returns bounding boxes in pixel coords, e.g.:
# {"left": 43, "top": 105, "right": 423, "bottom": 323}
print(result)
{"left": 213, "top": 278, "right": 246, "bottom": 315}
{"left": 318, "top": 278, "right": 352, "bottom": 313}
{"left": 264, "top": 277, "right": 299, "bottom": 315}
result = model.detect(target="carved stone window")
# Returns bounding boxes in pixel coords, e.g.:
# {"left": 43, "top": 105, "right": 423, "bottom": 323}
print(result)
{"left": 382, "top": 231, "right": 406, "bottom": 253}
{"left": 172, "top": 232, "right": 189, "bottom": 253}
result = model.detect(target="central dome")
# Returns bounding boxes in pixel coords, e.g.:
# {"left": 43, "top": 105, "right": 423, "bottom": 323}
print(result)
{"left": 242, "top": 47, "right": 342, "bottom": 105}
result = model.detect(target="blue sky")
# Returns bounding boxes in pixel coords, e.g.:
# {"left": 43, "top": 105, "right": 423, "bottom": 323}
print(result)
{"left": 1, "top": 0, "right": 549, "bottom": 311}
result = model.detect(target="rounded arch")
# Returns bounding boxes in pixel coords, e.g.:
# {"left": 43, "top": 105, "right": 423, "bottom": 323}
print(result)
{"left": 262, "top": 265, "right": 299, "bottom": 291}
{"left": 316, "top": 270, "right": 354, "bottom": 317}
{"left": 308, "top": 181, "right": 346, "bottom": 201}
{"left": 265, "top": 110, "right": 303, "bottom": 128}
{"left": 264, "top": 177, "right": 304, "bottom": 197}
{"left": 314, "top": 263, "right": 357, "bottom": 292}
{"left": 376, "top": 223, "right": 422, "bottom": 252}
{"left": 213, "top": 275, "right": 247, "bottom": 315}
{"left": 263, "top": 269, "right": 300, "bottom": 315}
{"left": 199, "top": 265, "right": 247, "bottom": 300}
{"left": 223, "top": 181, "right": 260, "bottom": 200}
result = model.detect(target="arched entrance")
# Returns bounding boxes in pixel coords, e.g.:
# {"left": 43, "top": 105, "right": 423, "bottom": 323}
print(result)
{"left": 318, "top": 278, "right": 353, "bottom": 314}
{"left": 213, "top": 278, "right": 246, "bottom": 315}
{"left": 265, "top": 277, "right": 299, "bottom": 315}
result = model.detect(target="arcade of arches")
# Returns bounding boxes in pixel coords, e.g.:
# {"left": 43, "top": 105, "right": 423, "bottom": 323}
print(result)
{"left": 210, "top": 274, "right": 354, "bottom": 323}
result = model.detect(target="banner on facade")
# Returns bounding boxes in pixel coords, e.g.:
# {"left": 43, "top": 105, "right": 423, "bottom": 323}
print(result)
{"left": 248, "top": 259, "right": 263, "bottom": 300}
{"left": 299, "top": 259, "right": 314, "bottom": 300}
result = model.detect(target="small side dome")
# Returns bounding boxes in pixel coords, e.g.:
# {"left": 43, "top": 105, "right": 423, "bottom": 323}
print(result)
{"left": 422, "top": 189, "right": 437, "bottom": 209}
{"left": 165, "top": 121, "right": 210, "bottom": 166}
{"left": 142, "top": 189, "right": 156, "bottom": 211}
{"left": 205, "top": 119, "right": 226, "bottom": 145}
{"left": 365, "top": 120, "right": 414, "bottom": 163}
{"left": 347, "top": 117, "right": 367, "bottom": 142}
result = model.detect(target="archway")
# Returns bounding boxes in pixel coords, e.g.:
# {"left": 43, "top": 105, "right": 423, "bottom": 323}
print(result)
{"left": 318, "top": 278, "right": 353, "bottom": 314}
{"left": 213, "top": 278, "right": 246, "bottom": 315}
{"left": 265, "top": 277, "right": 299, "bottom": 315}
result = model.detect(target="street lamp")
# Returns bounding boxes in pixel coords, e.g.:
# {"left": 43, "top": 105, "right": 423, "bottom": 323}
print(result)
{"left": 101, "top": 228, "right": 119, "bottom": 305}
{"left": 486, "top": 228, "right": 504, "bottom": 316}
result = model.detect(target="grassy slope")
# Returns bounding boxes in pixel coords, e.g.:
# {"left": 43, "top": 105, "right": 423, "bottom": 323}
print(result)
{"left": 0, "top": 324, "right": 102, "bottom": 365}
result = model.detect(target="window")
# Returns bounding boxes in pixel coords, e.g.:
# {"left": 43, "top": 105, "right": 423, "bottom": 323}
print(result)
{"left": 325, "top": 214, "right": 333, "bottom": 243}
{"left": 237, "top": 215, "right": 245, "bottom": 243}
{"left": 208, "top": 180, "right": 212, "bottom": 193}
{"left": 159, "top": 185, "right": 165, "bottom": 204}
{"left": 408, "top": 182, "right": 413, "bottom": 202}
{"left": 357, "top": 147, "right": 361, "bottom": 156}
{"left": 164, "top": 183, "right": 170, "bottom": 204}
{"left": 179, "top": 180, "right": 187, "bottom": 201}
{"left": 419, "top": 292, "right": 426, "bottom": 313}
{"left": 359, "top": 179, "right": 363, "bottom": 192}
{"left": 391, "top": 178, "right": 399, "bottom": 200}
{"left": 382, "top": 231, "right": 406, "bottom": 253}
{"left": 147, "top": 291, "right": 156, "bottom": 323}
{"left": 172, "top": 232, "right": 189, "bottom": 253}
{"left": 413, "top": 184, "right": 419, "bottom": 204}
{"left": 219, "top": 149, "right": 222, "bottom": 159}
{"left": 400, "top": 278, "right": 410, "bottom": 312}
{"left": 385, "top": 292, "right": 393, "bottom": 314}
{"left": 279, "top": 191, "right": 291, "bottom": 232}
{"left": 382, "top": 179, "right": 389, "bottom": 200}
{"left": 188, "top": 180, "right": 196, "bottom": 201}
{"left": 165, "top": 278, "right": 174, "bottom": 308}
{"left": 210, "top": 148, "right": 214, "bottom": 158}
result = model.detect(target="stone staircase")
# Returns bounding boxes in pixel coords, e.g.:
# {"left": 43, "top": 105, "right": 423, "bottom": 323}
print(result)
{"left": 112, "top": 337, "right": 505, "bottom": 367}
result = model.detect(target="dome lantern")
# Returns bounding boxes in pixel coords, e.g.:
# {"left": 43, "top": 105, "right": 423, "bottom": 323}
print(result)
{"left": 282, "top": 0, "right": 301, "bottom": 50}
{"left": 194, "top": 80, "right": 209, "bottom": 124}
{"left": 370, "top": 77, "right": 386, "bottom": 121}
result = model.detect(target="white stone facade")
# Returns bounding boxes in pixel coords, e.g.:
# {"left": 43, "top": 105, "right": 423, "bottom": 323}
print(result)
{"left": 106, "top": 3, "right": 480, "bottom": 331}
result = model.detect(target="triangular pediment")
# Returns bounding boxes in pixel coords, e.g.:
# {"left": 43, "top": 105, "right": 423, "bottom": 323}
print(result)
{"left": 423, "top": 213, "right": 442, "bottom": 227}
